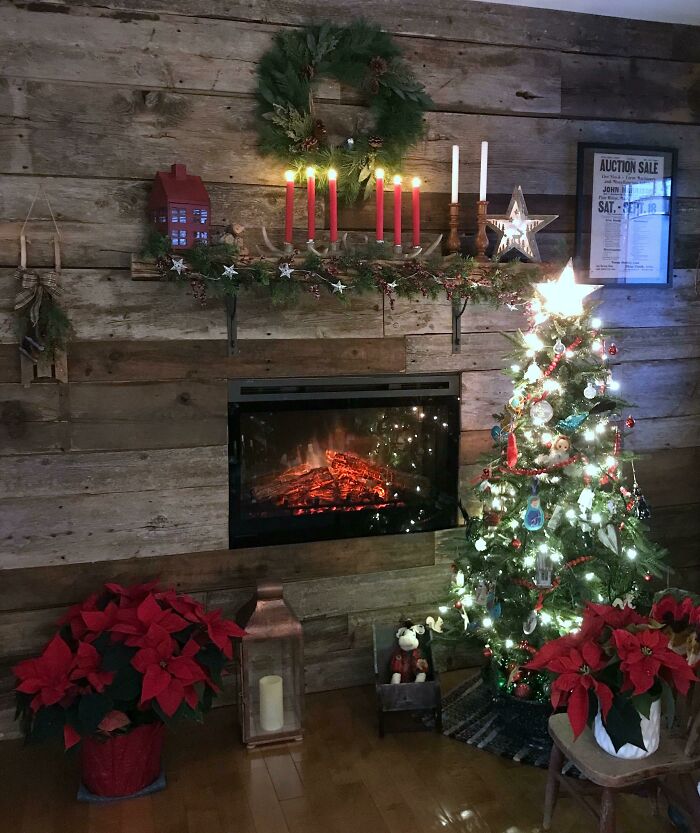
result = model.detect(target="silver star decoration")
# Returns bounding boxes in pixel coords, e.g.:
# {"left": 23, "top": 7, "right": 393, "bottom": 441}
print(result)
{"left": 486, "top": 186, "right": 557, "bottom": 262}
{"left": 330, "top": 280, "right": 347, "bottom": 294}
{"left": 222, "top": 264, "right": 238, "bottom": 279}
{"left": 386, "top": 281, "right": 398, "bottom": 291}
{"left": 279, "top": 263, "right": 294, "bottom": 279}
{"left": 170, "top": 257, "right": 186, "bottom": 275}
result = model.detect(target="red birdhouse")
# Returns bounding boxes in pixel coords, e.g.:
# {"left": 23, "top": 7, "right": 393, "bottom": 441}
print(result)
{"left": 147, "top": 163, "right": 211, "bottom": 250}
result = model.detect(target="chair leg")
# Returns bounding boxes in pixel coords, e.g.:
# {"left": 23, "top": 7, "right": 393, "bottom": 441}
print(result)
{"left": 543, "top": 743, "right": 564, "bottom": 831}
{"left": 600, "top": 788, "right": 616, "bottom": 833}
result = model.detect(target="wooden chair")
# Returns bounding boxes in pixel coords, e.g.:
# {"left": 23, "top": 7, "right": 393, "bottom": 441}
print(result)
{"left": 543, "top": 684, "right": 700, "bottom": 832}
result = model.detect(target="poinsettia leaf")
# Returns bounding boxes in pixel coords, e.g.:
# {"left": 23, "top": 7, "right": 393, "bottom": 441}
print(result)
{"left": 196, "top": 644, "right": 226, "bottom": 674}
{"left": 631, "top": 691, "right": 654, "bottom": 720}
{"left": 78, "top": 693, "right": 112, "bottom": 735}
{"left": 604, "top": 695, "right": 645, "bottom": 751}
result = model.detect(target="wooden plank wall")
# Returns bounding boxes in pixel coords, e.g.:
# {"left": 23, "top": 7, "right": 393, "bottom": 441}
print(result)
{"left": 0, "top": 0, "right": 699, "bottom": 738}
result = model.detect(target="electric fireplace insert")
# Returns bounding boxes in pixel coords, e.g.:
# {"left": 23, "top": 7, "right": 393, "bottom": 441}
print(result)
{"left": 228, "top": 375, "right": 460, "bottom": 548}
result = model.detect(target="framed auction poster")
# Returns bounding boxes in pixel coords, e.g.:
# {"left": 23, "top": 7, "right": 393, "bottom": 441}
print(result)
{"left": 575, "top": 143, "right": 676, "bottom": 285}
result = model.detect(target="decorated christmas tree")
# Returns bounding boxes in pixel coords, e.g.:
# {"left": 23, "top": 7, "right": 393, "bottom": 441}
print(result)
{"left": 442, "top": 261, "right": 667, "bottom": 701}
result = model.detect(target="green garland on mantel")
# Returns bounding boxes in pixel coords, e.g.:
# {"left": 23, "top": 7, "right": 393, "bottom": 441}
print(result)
{"left": 141, "top": 231, "right": 541, "bottom": 310}
{"left": 255, "top": 20, "right": 433, "bottom": 202}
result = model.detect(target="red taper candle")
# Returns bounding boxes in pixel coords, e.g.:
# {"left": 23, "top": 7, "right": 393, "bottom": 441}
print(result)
{"left": 411, "top": 177, "right": 421, "bottom": 248}
{"left": 393, "top": 175, "right": 402, "bottom": 247}
{"left": 375, "top": 167, "right": 384, "bottom": 243}
{"left": 328, "top": 168, "right": 338, "bottom": 244}
{"left": 306, "top": 166, "right": 315, "bottom": 241}
{"left": 284, "top": 170, "right": 294, "bottom": 245}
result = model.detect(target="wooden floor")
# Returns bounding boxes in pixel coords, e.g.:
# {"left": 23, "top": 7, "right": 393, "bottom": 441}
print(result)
{"left": 2, "top": 675, "right": 671, "bottom": 833}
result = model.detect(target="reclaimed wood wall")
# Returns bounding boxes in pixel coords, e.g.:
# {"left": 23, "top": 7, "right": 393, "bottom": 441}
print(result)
{"left": 0, "top": 0, "right": 699, "bottom": 737}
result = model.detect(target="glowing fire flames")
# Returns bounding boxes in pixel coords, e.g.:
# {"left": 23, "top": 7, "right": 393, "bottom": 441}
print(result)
{"left": 251, "top": 449, "right": 428, "bottom": 516}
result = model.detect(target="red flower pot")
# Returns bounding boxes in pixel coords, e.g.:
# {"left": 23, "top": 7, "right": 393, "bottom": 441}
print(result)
{"left": 80, "top": 723, "right": 165, "bottom": 798}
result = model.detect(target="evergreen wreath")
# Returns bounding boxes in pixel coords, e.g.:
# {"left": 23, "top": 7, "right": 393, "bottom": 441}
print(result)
{"left": 255, "top": 21, "right": 433, "bottom": 202}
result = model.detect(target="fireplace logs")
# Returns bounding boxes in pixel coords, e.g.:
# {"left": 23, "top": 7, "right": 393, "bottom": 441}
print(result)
{"left": 251, "top": 449, "right": 429, "bottom": 514}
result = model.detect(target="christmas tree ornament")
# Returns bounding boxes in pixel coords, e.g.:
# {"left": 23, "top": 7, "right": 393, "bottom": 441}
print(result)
{"left": 626, "top": 415, "right": 636, "bottom": 428}
{"left": 490, "top": 424, "right": 502, "bottom": 441}
{"left": 486, "top": 186, "right": 558, "bottom": 262}
{"left": 634, "top": 486, "right": 652, "bottom": 520}
{"left": 583, "top": 382, "right": 598, "bottom": 400}
{"left": 535, "top": 550, "right": 552, "bottom": 588}
{"left": 507, "top": 431, "right": 519, "bottom": 468}
{"left": 608, "top": 343, "right": 618, "bottom": 356}
{"left": 474, "top": 537, "right": 488, "bottom": 552}
{"left": 555, "top": 412, "right": 588, "bottom": 434}
{"left": 455, "top": 570, "right": 465, "bottom": 587}
{"left": 425, "top": 615, "right": 444, "bottom": 633}
{"left": 509, "top": 389, "right": 526, "bottom": 411}
{"left": 578, "top": 486, "right": 594, "bottom": 511}
{"left": 523, "top": 610, "right": 538, "bottom": 634}
{"left": 553, "top": 338, "right": 566, "bottom": 356}
{"left": 547, "top": 504, "right": 565, "bottom": 531}
{"left": 511, "top": 537, "right": 522, "bottom": 550}
{"left": 613, "top": 428, "right": 622, "bottom": 455}
{"left": 597, "top": 524, "right": 619, "bottom": 555}
{"left": 530, "top": 399, "right": 554, "bottom": 425}
{"left": 170, "top": 257, "right": 187, "bottom": 275}
{"left": 514, "top": 682, "right": 533, "bottom": 699}
{"left": 534, "top": 434, "right": 571, "bottom": 466}
{"left": 523, "top": 481, "right": 545, "bottom": 531}
{"left": 474, "top": 582, "right": 490, "bottom": 604}
{"left": 535, "top": 260, "right": 602, "bottom": 317}
{"left": 524, "top": 362, "right": 543, "bottom": 383}
{"left": 483, "top": 647, "right": 493, "bottom": 658}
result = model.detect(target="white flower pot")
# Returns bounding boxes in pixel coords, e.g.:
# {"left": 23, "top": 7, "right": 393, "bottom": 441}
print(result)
{"left": 593, "top": 699, "right": 661, "bottom": 759}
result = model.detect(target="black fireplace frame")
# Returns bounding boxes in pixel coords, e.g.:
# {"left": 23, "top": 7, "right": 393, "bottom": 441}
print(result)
{"left": 228, "top": 374, "right": 461, "bottom": 549}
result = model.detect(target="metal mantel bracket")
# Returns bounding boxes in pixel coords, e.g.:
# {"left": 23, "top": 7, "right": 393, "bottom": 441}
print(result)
{"left": 451, "top": 296, "right": 469, "bottom": 354}
{"left": 226, "top": 294, "right": 238, "bottom": 356}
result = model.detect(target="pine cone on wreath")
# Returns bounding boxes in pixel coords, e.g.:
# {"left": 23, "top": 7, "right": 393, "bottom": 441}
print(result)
{"left": 369, "top": 56, "right": 389, "bottom": 76}
{"left": 313, "top": 119, "right": 328, "bottom": 144}
{"left": 299, "top": 136, "right": 319, "bottom": 151}
{"left": 368, "top": 135, "right": 384, "bottom": 149}
{"left": 368, "top": 78, "right": 380, "bottom": 95}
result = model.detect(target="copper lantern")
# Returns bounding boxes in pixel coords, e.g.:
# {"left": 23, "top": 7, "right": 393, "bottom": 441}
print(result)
{"left": 236, "top": 583, "right": 304, "bottom": 748}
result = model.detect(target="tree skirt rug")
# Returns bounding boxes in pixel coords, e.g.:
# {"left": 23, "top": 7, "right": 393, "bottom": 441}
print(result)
{"left": 440, "top": 673, "right": 580, "bottom": 775}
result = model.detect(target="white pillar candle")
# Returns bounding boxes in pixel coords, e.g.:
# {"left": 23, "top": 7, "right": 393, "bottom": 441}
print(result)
{"left": 451, "top": 144, "right": 459, "bottom": 204}
{"left": 479, "top": 141, "right": 488, "bottom": 201}
{"left": 259, "top": 675, "right": 284, "bottom": 732}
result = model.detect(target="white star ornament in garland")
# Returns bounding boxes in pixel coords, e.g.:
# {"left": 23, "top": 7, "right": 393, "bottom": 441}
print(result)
{"left": 170, "top": 257, "right": 187, "bottom": 275}
{"left": 222, "top": 264, "right": 238, "bottom": 279}
{"left": 486, "top": 186, "right": 558, "bottom": 262}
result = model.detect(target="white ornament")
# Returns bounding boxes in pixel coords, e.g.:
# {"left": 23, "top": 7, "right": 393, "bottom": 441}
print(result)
{"left": 553, "top": 339, "right": 566, "bottom": 355}
{"left": 330, "top": 280, "right": 347, "bottom": 294}
{"left": 547, "top": 504, "right": 565, "bottom": 531}
{"left": 597, "top": 524, "right": 619, "bottom": 555}
{"left": 386, "top": 281, "right": 398, "bottom": 291}
{"left": 455, "top": 570, "right": 465, "bottom": 587}
{"left": 474, "top": 582, "right": 490, "bottom": 605}
{"left": 474, "top": 537, "right": 488, "bottom": 552}
{"left": 170, "top": 257, "right": 186, "bottom": 275}
{"left": 278, "top": 263, "right": 294, "bottom": 279}
{"left": 583, "top": 382, "right": 598, "bottom": 400}
{"left": 523, "top": 610, "right": 538, "bottom": 635}
{"left": 530, "top": 400, "right": 554, "bottom": 425}
{"left": 222, "top": 264, "right": 238, "bottom": 279}
{"left": 425, "top": 615, "right": 444, "bottom": 633}
{"left": 612, "top": 593, "right": 636, "bottom": 610}
{"left": 534, "top": 434, "right": 571, "bottom": 466}
{"left": 524, "top": 362, "right": 543, "bottom": 383}
{"left": 578, "top": 487, "right": 594, "bottom": 511}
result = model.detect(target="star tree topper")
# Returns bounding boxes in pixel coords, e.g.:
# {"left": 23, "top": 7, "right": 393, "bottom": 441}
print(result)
{"left": 535, "top": 259, "right": 602, "bottom": 317}
{"left": 486, "top": 186, "right": 558, "bottom": 262}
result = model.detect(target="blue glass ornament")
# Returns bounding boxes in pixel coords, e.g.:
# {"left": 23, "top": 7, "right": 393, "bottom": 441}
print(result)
{"left": 523, "top": 480, "right": 545, "bottom": 531}
{"left": 555, "top": 412, "right": 588, "bottom": 434}
{"left": 491, "top": 425, "right": 502, "bottom": 441}
{"left": 490, "top": 602, "right": 502, "bottom": 621}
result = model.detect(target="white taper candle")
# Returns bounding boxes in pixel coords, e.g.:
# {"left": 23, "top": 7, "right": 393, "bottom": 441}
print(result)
{"left": 479, "top": 141, "right": 488, "bottom": 201}
{"left": 451, "top": 145, "right": 459, "bottom": 204}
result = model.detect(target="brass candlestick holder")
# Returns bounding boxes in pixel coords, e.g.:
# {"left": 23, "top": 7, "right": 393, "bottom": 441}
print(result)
{"left": 446, "top": 202, "right": 461, "bottom": 254}
{"left": 475, "top": 199, "right": 489, "bottom": 262}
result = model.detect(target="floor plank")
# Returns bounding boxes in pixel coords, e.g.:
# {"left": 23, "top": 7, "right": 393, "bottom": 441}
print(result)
{"left": 0, "top": 678, "right": 671, "bottom": 833}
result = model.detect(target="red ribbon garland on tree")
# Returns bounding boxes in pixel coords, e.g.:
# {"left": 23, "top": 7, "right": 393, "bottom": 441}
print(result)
{"left": 512, "top": 555, "right": 594, "bottom": 609}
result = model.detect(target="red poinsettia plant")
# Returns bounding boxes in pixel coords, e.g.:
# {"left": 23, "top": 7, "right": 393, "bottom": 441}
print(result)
{"left": 13, "top": 582, "right": 245, "bottom": 749}
{"left": 526, "top": 598, "right": 697, "bottom": 752}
